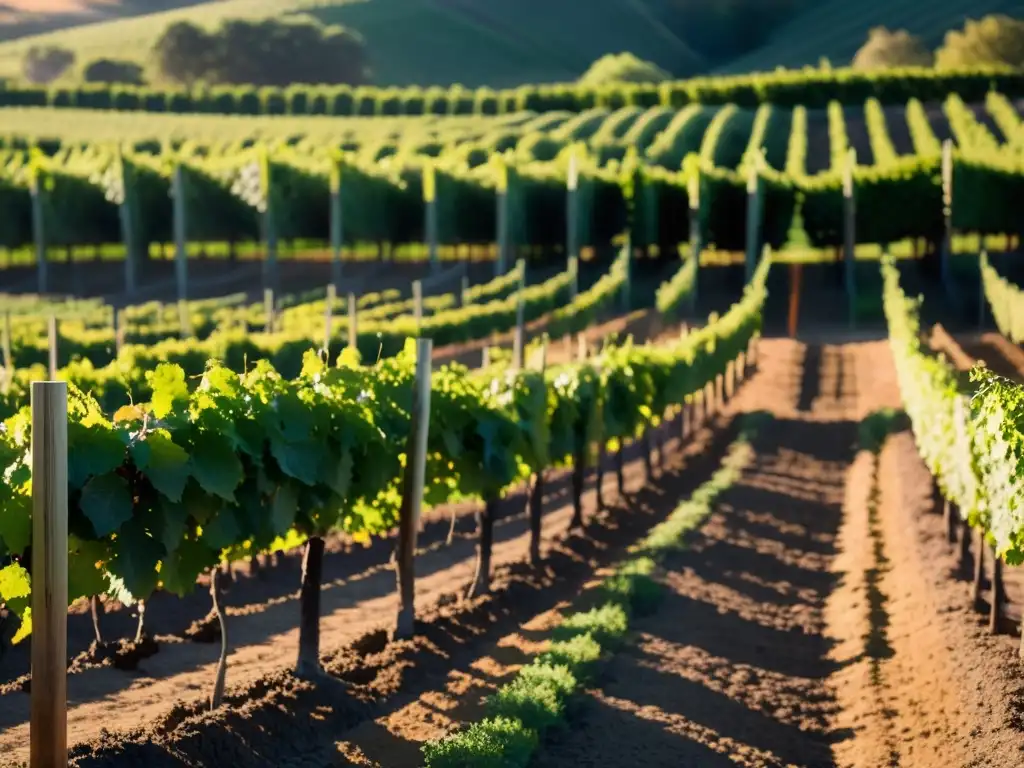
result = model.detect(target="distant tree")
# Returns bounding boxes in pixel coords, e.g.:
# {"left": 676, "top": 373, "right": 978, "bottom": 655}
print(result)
{"left": 22, "top": 45, "right": 75, "bottom": 84}
{"left": 578, "top": 53, "right": 670, "bottom": 86}
{"left": 852, "top": 27, "right": 934, "bottom": 70}
{"left": 153, "top": 21, "right": 216, "bottom": 86}
{"left": 153, "top": 16, "right": 368, "bottom": 87}
{"left": 83, "top": 58, "right": 145, "bottom": 85}
{"left": 935, "top": 15, "right": 1024, "bottom": 69}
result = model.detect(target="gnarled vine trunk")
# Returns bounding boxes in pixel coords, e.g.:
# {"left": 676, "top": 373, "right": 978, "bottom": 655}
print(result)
{"left": 296, "top": 536, "right": 325, "bottom": 678}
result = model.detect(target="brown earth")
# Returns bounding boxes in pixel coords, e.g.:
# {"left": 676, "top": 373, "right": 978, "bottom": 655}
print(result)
{"left": 7, "top": 337, "right": 1024, "bottom": 766}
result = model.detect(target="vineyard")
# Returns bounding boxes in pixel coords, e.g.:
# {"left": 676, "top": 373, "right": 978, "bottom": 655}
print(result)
{"left": 4, "top": 58, "right": 1024, "bottom": 768}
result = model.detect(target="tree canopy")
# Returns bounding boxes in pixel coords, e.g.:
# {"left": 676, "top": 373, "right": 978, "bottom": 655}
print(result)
{"left": 852, "top": 27, "right": 934, "bottom": 70}
{"left": 936, "top": 15, "right": 1024, "bottom": 69}
{"left": 578, "top": 53, "right": 670, "bottom": 87}
{"left": 152, "top": 16, "right": 369, "bottom": 87}
{"left": 83, "top": 58, "right": 145, "bottom": 85}
{"left": 22, "top": 45, "right": 75, "bottom": 84}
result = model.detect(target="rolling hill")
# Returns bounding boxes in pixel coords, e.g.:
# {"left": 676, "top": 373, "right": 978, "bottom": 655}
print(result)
{"left": 0, "top": 0, "right": 706, "bottom": 87}
{"left": 715, "top": 0, "right": 1024, "bottom": 74}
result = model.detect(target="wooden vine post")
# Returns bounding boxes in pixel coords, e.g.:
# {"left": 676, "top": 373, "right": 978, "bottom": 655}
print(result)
{"left": 990, "top": 544, "right": 1004, "bottom": 634}
{"left": 30, "top": 380, "right": 69, "bottom": 768}
{"left": 347, "top": 292, "right": 358, "bottom": 351}
{"left": 117, "top": 148, "right": 137, "bottom": 299}
{"left": 495, "top": 157, "right": 509, "bottom": 277}
{"left": 843, "top": 147, "right": 857, "bottom": 329}
{"left": 621, "top": 236, "right": 632, "bottom": 313}
{"left": 323, "top": 284, "right": 336, "bottom": 355}
{"left": 528, "top": 341, "right": 548, "bottom": 565}
{"left": 512, "top": 268, "right": 526, "bottom": 370}
{"left": 171, "top": 163, "right": 190, "bottom": 339}
{"left": 978, "top": 250, "right": 987, "bottom": 330}
{"left": 424, "top": 162, "right": 439, "bottom": 273}
{"left": 1, "top": 312, "right": 12, "bottom": 395}
{"left": 566, "top": 149, "right": 579, "bottom": 284}
{"left": 395, "top": 338, "right": 432, "bottom": 639}
{"left": 29, "top": 164, "right": 47, "bottom": 295}
{"left": 940, "top": 139, "right": 954, "bottom": 300}
{"left": 48, "top": 315, "right": 58, "bottom": 380}
{"left": 261, "top": 152, "right": 278, "bottom": 296}
{"left": 264, "top": 288, "right": 275, "bottom": 334}
{"left": 688, "top": 162, "right": 701, "bottom": 316}
{"left": 113, "top": 307, "right": 124, "bottom": 357}
{"left": 329, "top": 160, "right": 344, "bottom": 290}
{"left": 413, "top": 280, "right": 424, "bottom": 333}
{"left": 744, "top": 150, "right": 765, "bottom": 283}
{"left": 461, "top": 275, "right": 470, "bottom": 307}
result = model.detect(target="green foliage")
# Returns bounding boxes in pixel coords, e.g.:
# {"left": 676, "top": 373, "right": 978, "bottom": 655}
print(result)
{"left": 852, "top": 27, "right": 935, "bottom": 70}
{"left": 83, "top": 59, "right": 145, "bottom": 85}
{"left": 578, "top": 53, "right": 671, "bottom": 87}
{"left": 936, "top": 15, "right": 1024, "bottom": 69}
{"left": 153, "top": 17, "right": 368, "bottom": 88}
{"left": 421, "top": 716, "right": 538, "bottom": 768}
{"left": 22, "top": 45, "right": 74, "bottom": 85}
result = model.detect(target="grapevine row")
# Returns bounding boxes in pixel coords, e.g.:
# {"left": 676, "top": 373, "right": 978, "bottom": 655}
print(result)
{"left": 0, "top": 249, "right": 767, "bottom": 674}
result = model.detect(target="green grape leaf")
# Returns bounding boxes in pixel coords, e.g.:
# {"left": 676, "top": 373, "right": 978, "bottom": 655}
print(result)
{"left": 11, "top": 607, "right": 31, "bottom": 645}
{"left": 68, "top": 537, "right": 109, "bottom": 603}
{"left": 107, "top": 518, "right": 162, "bottom": 601}
{"left": 0, "top": 561, "right": 31, "bottom": 602}
{"left": 68, "top": 424, "right": 126, "bottom": 490}
{"left": 80, "top": 473, "right": 134, "bottom": 538}
{"left": 269, "top": 437, "right": 321, "bottom": 486}
{"left": 143, "top": 432, "right": 191, "bottom": 502}
{"left": 0, "top": 494, "right": 31, "bottom": 555}
{"left": 326, "top": 449, "right": 353, "bottom": 498}
{"left": 271, "top": 483, "right": 299, "bottom": 534}
{"left": 148, "top": 363, "right": 189, "bottom": 420}
{"left": 160, "top": 538, "right": 217, "bottom": 596}
{"left": 191, "top": 432, "right": 243, "bottom": 501}
{"left": 201, "top": 506, "right": 241, "bottom": 550}
{"left": 155, "top": 497, "right": 191, "bottom": 553}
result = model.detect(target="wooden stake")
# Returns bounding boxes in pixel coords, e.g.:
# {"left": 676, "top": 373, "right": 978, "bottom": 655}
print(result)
{"left": 394, "top": 338, "right": 432, "bottom": 639}
{"left": 347, "top": 292, "right": 357, "bottom": 350}
{"left": 1, "top": 312, "right": 11, "bottom": 394}
{"left": 30, "top": 381, "right": 68, "bottom": 768}
{"left": 843, "top": 147, "right": 856, "bottom": 329}
{"left": 264, "top": 288, "right": 275, "bottom": 333}
{"left": 972, "top": 529, "right": 985, "bottom": 609}
{"left": 48, "top": 315, "right": 58, "bottom": 380}
{"left": 990, "top": 546, "right": 1003, "bottom": 634}
{"left": 324, "top": 284, "right": 335, "bottom": 355}
{"left": 413, "top": 280, "right": 423, "bottom": 330}
{"left": 172, "top": 164, "right": 188, "bottom": 336}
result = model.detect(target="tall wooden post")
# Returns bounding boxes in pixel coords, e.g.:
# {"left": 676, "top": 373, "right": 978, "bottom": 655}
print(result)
{"left": 262, "top": 156, "right": 278, "bottom": 295}
{"left": 48, "top": 315, "right": 58, "bottom": 380}
{"left": 843, "top": 147, "right": 857, "bottom": 329}
{"left": 495, "top": 160, "right": 509, "bottom": 278}
{"left": 461, "top": 275, "right": 470, "bottom": 307}
{"left": 941, "top": 139, "right": 953, "bottom": 300}
{"left": 568, "top": 255, "right": 579, "bottom": 302}
{"left": 0, "top": 312, "right": 10, "bottom": 394}
{"left": 621, "top": 238, "right": 632, "bottom": 312}
{"left": 688, "top": 166, "right": 701, "bottom": 316}
{"left": 171, "top": 164, "right": 190, "bottom": 338}
{"left": 264, "top": 288, "right": 275, "bottom": 334}
{"left": 330, "top": 161, "right": 343, "bottom": 290}
{"left": 117, "top": 149, "right": 137, "bottom": 298}
{"left": 744, "top": 152, "right": 764, "bottom": 284}
{"left": 347, "top": 292, "right": 358, "bottom": 350}
{"left": 394, "top": 338, "right": 432, "bottom": 639}
{"left": 30, "top": 380, "right": 69, "bottom": 768}
{"left": 566, "top": 151, "right": 579, "bottom": 274}
{"left": 413, "top": 280, "right": 423, "bottom": 331}
{"left": 424, "top": 164, "right": 439, "bottom": 273}
{"left": 30, "top": 168, "right": 47, "bottom": 294}
{"left": 324, "top": 284, "right": 336, "bottom": 355}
